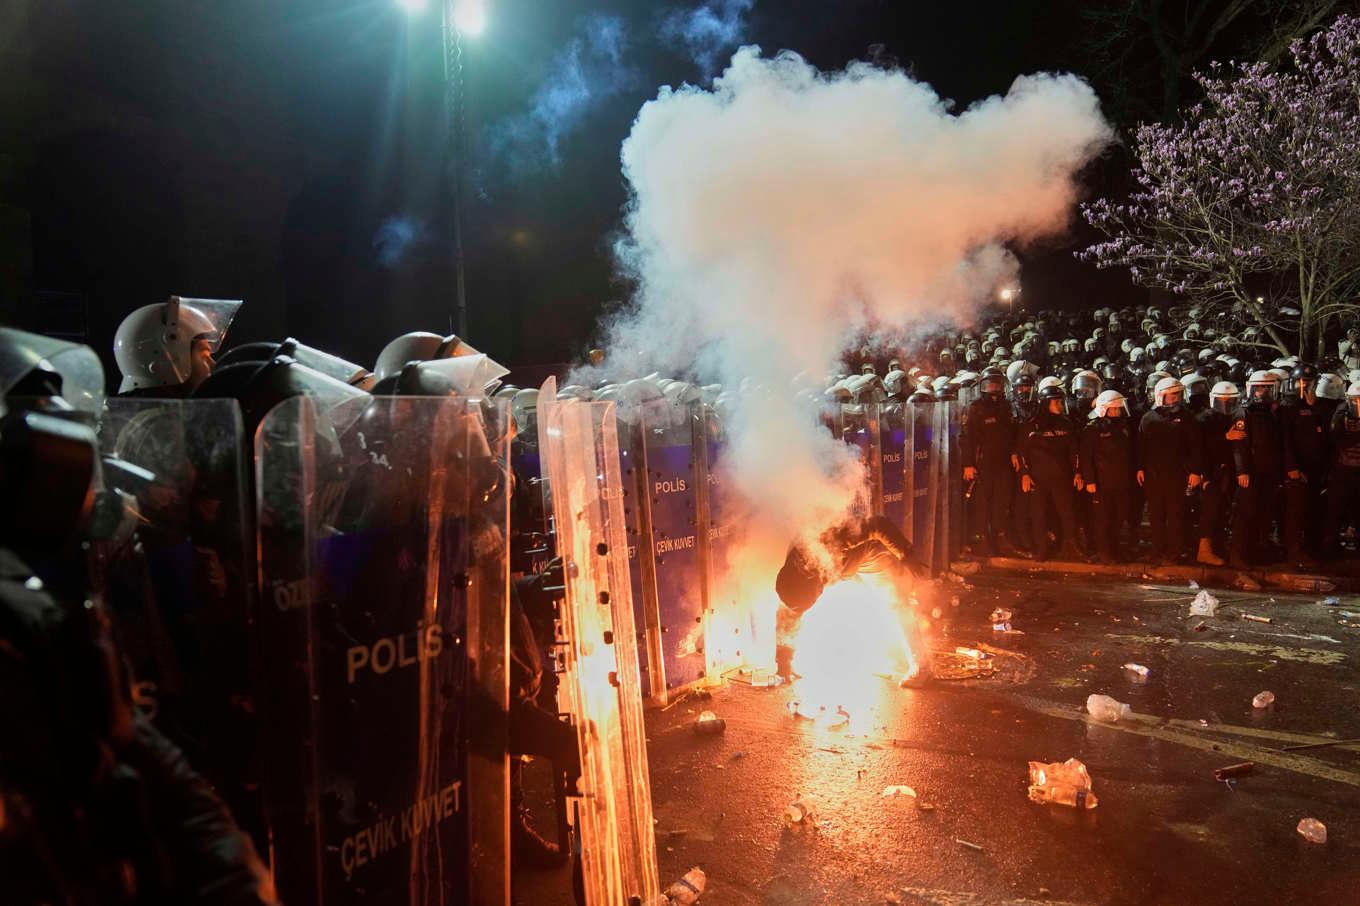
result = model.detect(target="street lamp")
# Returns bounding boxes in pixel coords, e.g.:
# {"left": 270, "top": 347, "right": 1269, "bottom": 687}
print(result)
{"left": 399, "top": 0, "right": 487, "bottom": 338}
{"left": 998, "top": 285, "right": 1021, "bottom": 307}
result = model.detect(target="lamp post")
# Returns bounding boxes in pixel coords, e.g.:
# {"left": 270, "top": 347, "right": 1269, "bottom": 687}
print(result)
{"left": 401, "top": 0, "right": 486, "bottom": 338}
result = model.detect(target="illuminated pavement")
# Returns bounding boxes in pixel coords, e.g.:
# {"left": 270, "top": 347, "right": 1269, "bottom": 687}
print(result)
{"left": 517, "top": 572, "right": 1360, "bottom": 905}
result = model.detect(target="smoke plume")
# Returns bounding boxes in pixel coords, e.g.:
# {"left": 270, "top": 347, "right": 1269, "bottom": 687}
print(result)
{"left": 596, "top": 46, "right": 1112, "bottom": 544}
{"left": 488, "top": 14, "right": 635, "bottom": 172}
{"left": 660, "top": 0, "right": 754, "bottom": 79}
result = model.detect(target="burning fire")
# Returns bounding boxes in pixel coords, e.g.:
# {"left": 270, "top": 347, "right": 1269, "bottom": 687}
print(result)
{"left": 789, "top": 572, "right": 920, "bottom": 731}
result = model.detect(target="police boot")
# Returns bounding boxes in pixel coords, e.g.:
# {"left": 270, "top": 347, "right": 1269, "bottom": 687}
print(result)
{"left": 514, "top": 805, "right": 567, "bottom": 869}
{"left": 1196, "top": 538, "right": 1225, "bottom": 566}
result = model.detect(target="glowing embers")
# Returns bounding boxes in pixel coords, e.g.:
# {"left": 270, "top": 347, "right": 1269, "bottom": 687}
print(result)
{"left": 787, "top": 573, "right": 919, "bottom": 732}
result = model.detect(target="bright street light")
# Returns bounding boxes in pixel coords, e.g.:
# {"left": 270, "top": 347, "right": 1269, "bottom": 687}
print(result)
{"left": 453, "top": 0, "right": 487, "bottom": 36}
{"left": 998, "top": 285, "right": 1021, "bottom": 305}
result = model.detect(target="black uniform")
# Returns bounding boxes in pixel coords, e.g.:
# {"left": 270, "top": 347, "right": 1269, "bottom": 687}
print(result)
{"left": 959, "top": 396, "right": 1016, "bottom": 555}
{"left": 1079, "top": 414, "right": 1137, "bottom": 562}
{"left": 1196, "top": 408, "right": 1248, "bottom": 556}
{"left": 1138, "top": 405, "right": 1203, "bottom": 561}
{"left": 1235, "top": 401, "right": 1286, "bottom": 564}
{"left": 1017, "top": 409, "right": 1082, "bottom": 560}
{"left": 1323, "top": 406, "right": 1360, "bottom": 557}
{"left": 0, "top": 546, "right": 274, "bottom": 906}
{"left": 1279, "top": 399, "right": 1330, "bottom": 560}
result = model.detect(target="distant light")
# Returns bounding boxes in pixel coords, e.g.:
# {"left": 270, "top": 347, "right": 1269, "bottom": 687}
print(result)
{"left": 454, "top": 0, "right": 487, "bottom": 35}
{"left": 998, "top": 285, "right": 1020, "bottom": 303}
{"left": 396, "top": 0, "right": 428, "bottom": 12}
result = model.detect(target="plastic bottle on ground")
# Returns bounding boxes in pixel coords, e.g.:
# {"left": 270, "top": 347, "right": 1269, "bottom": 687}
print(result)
{"left": 1122, "top": 663, "right": 1150, "bottom": 681}
{"left": 1189, "top": 590, "right": 1220, "bottom": 617}
{"left": 1252, "top": 691, "right": 1275, "bottom": 709}
{"left": 1087, "top": 693, "right": 1131, "bottom": 723}
{"left": 694, "top": 711, "right": 726, "bottom": 734}
{"left": 1297, "top": 818, "right": 1327, "bottom": 844}
{"left": 666, "top": 867, "right": 708, "bottom": 904}
{"left": 1027, "top": 758, "right": 1098, "bottom": 810}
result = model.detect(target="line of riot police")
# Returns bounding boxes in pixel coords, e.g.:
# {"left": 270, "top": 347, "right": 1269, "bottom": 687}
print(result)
{"left": 829, "top": 303, "right": 1360, "bottom": 568}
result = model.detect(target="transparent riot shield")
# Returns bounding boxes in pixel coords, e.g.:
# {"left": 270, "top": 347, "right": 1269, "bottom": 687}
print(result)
{"left": 945, "top": 399, "right": 965, "bottom": 565}
{"left": 933, "top": 399, "right": 954, "bottom": 574}
{"left": 254, "top": 393, "right": 509, "bottom": 905}
{"left": 881, "top": 403, "right": 909, "bottom": 535}
{"left": 537, "top": 381, "right": 662, "bottom": 906}
{"left": 910, "top": 401, "right": 938, "bottom": 567}
{"left": 612, "top": 388, "right": 707, "bottom": 699}
{"left": 840, "top": 402, "right": 884, "bottom": 517}
{"left": 96, "top": 397, "right": 258, "bottom": 831}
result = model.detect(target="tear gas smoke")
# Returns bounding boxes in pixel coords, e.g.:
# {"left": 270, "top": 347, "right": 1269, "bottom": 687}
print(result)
{"left": 660, "top": 0, "right": 754, "bottom": 78}
{"left": 591, "top": 46, "right": 1112, "bottom": 546}
{"left": 488, "top": 14, "right": 635, "bottom": 172}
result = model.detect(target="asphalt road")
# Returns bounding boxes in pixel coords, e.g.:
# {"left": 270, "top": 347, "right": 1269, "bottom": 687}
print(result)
{"left": 516, "top": 571, "right": 1360, "bottom": 905}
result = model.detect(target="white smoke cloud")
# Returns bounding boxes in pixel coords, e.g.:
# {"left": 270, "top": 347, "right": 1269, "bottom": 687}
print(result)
{"left": 597, "top": 46, "right": 1112, "bottom": 542}
{"left": 660, "top": 0, "right": 754, "bottom": 79}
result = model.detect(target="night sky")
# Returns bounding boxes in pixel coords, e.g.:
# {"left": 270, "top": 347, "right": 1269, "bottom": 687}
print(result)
{"left": 1, "top": 0, "right": 1152, "bottom": 381}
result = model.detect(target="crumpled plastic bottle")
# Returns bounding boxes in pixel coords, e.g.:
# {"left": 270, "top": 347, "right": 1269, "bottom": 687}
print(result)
{"left": 1189, "top": 590, "right": 1220, "bottom": 617}
{"left": 665, "top": 867, "right": 708, "bottom": 904}
{"left": 1297, "top": 818, "right": 1327, "bottom": 844}
{"left": 1027, "top": 758, "right": 1098, "bottom": 809}
{"left": 1252, "top": 691, "right": 1275, "bottom": 709}
{"left": 1087, "top": 693, "right": 1131, "bottom": 723}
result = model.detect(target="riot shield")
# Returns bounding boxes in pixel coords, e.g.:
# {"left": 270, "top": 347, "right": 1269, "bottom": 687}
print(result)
{"left": 614, "top": 390, "right": 707, "bottom": 698}
{"left": 537, "top": 381, "right": 662, "bottom": 906}
{"left": 96, "top": 397, "right": 258, "bottom": 829}
{"left": 945, "top": 399, "right": 964, "bottom": 565}
{"left": 933, "top": 399, "right": 954, "bottom": 574}
{"left": 840, "top": 402, "right": 884, "bottom": 518}
{"left": 910, "top": 400, "right": 938, "bottom": 567}
{"left": 881, "top": 404, "right": 909, "bottom": 535}
{"left": 254, "top": 393, "right": 510, "bottom": 905}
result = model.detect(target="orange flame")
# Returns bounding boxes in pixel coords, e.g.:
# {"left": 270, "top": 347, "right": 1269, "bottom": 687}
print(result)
{"left": 788, "top": 573, "right": 920, "bottom": 731}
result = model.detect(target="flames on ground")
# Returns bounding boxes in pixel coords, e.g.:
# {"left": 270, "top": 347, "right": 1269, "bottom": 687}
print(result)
{"left": 789, "top": 573, "right": 922, "bottom": 732}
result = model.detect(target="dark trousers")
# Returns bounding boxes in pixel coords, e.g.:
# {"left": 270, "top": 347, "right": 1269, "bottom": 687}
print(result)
{"left": 1324, "top": 469, "right": 1360, "bottom": 556}
{"left": 1283, "top": 469, "right": 1325, "bottom": 558}
{"left": 1029, "top": 474, "right": 1080, "bottom": 559}
{"left": 1198, "top": 471, "right": 1234, "bottom": 550}
{"left": 1145, "top": 477, "right": 1187, "bottom": 560}
{"left": 1011, "top": 474, "right": 1034, "bottom": 549}
{"left": 1091, "top": 487, "right": 1133, "bottom": 560}
{"left": 1232, "top": 475, "right": 1281, "bottom": 564}
{"left": 972, "top": 469, "right": 1011, "bottom": 550}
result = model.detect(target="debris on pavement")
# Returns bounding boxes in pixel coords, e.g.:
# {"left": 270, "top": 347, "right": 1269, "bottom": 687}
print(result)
{"left": 694, "top": 711, "right": 727, "bottom": 735}
{"left": 1028, "top": 758, "right": 1098, "bottom": 809}
{"left": 1252, "top": 691, "right": 1276, "bottom": 709}
{"left": 665, "top": 867, "right": 708, "bottom": 904}
{"left": 1297, "top": 818, "right": 1327, "bottom": 844}
{"left": 1122, "top": 663, "right": 1150, "bottom": 682}
{"left": 1242, "top": 614, "right": 1273, "bottom": 624}
{"left": 784, "top": 800, "right": 817, "bottom": 825}
{"left": 951, "top": 560, "right": 982, "bottom": 576}
{"left": 955, "top": 646, "right": 986, "bottom": 660}
{"left": 954, "top": 838, "right": 985, "bottom": 852}
{"left": 881, "top": 785, "right": 917, "bottom": 799}
{"left": 1320, "top": 596, "right": 1343, "bottom": 606}
{"left": 1276, "top": 575, "right": 1336, "bottom": 593}
{"left": 990, "top": 608, "right": 1013, "bottom": 624}
{"left": 1190, "top": 590, "right": 1220, "bottom": 617}
{"left": 1213, "top": 762, "right": 1254, "bottom": 781}
{"left": 1233, "top": 574, "right": 1263, "bottom": 591}
{"left": 1087, "top": 693, "right": 1131, "bottom": 723}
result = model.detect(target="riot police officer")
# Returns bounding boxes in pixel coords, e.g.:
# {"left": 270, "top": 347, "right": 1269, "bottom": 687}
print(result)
{"left": 1195, "top": 382, "right": 1249, "bottom": 565}
{"left": 1234, "top": 371, "right": 1286, "bottom": 566}
{"left": 1079, "top": 390, "right": 1137, "bottom": 563}
{"left": 960, "top": 368, "right": 1018, "bottom": 556}
{"left": 114, "top": 296, "right": 241, "bottom": 398}
{"left": 1017, "top": 385, "right": 1084, "bottom": 561}
{"left": 1, "top": 327, "right": 275, "bottom": 905}
{"left": 1278, "top": 363, "right": 1328, "bottom": 565}
{"left": 1323, "top": 382, "right": 1360, "bottom": 559}
{"left": 1138, "top": 377, "right": 1203, "bottom": 564}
